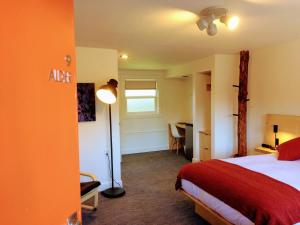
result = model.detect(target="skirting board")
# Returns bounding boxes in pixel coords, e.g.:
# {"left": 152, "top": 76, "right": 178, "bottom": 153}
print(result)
{"left": 180, "top": 189, "right": 233, "bottom": 225}
{"left": 121, "top": 145, "right": 169, "bottom": 155}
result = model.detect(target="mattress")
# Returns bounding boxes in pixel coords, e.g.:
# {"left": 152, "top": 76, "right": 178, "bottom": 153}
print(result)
{"left": 181, "top": 154, "right": 300, "bottom": 225}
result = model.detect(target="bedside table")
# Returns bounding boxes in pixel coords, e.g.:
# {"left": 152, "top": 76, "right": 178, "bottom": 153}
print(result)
{"left": 255, "top": 147, "right": 277, "bottom": 154}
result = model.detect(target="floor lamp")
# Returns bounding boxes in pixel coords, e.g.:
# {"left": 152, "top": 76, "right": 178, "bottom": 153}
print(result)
{"left": 96, "top": 79, "right": 125, "bottom": 198}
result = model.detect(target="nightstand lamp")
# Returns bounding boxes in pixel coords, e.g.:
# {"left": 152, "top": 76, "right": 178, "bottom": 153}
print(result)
{"left": 273, "top": 125, "right": 279, "bottom": 150}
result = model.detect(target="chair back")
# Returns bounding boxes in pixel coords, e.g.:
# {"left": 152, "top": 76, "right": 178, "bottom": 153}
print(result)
{"left": 170, "top": 123, "right": 181, "bottom": 138}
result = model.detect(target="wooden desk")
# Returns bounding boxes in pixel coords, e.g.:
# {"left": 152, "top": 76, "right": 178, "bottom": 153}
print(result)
{"left": 176, "top": 123, "right": 186, "bottom": 130}
{"left": 175, "top": 123, "right": 186, "bottom": 137}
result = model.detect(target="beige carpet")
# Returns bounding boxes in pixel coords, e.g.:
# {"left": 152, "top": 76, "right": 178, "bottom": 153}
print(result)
{"left": 82, "top": 151, "right": 209, "bottom": 225}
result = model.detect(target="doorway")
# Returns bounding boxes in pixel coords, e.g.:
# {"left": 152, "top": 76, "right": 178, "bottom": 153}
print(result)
{"left": 193, "top": 71, "right": 212, "bottom": 161}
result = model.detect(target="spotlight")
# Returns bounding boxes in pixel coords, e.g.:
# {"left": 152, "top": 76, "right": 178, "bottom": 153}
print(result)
{"left": 207, "top": 22, "right": 217, "bottom": 36}
{"left": 227, "top": 16, "right": 239, "bottom": 30}
{"left": 197, "top": 14, "right": 216, "bottom": 32}
{"left": 220, "top": 15, "right": 239, "bottom": 30}
{"left": 197, "top": 18, "right": 209, "bottom": 31}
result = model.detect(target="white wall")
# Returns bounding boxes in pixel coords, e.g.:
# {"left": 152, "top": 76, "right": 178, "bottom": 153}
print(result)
{"left": 193, "top": 73, "right": 211, "bottom": 160}
{"left": 76, "top": 47, "right": 122, "bottom": 191}
{"left": 248, "top": 38, "right": 300, "bottom": 152}
{"left": 185, "top": 76, "right": 193, "bottom": 123}
{"left": 119, "top": 70, "right": 191, "bottom": 155}
{"left": 167, "top": 56, "right": 214, "bottom": 78}
{"left": 212, "top": 55, "right": 239, "bottom": 158}
{"left": 167, "top": 54, "right": 239, "bottom": 160}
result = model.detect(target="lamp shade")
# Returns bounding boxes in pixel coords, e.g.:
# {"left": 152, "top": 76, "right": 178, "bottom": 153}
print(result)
{"left": 96, "top": 79, "right": 118, "bottom": 104}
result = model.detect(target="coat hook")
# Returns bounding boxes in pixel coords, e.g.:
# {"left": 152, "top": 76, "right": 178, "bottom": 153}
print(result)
{"left": 233, "top": 85, "right": 239, "bottom": 88}
{"left": 233, "top": 114, "right": 239, "bottom": 117}
{"left": 64, "top": 55, "right": 72, "bottom": 66}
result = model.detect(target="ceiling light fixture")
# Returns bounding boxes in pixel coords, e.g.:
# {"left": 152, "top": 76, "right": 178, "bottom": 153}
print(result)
{"left": 196, "top": 7, "right": 239, "bottom": 36}
{"left": 120, "top": 54, "right": 128, "bottom": 60}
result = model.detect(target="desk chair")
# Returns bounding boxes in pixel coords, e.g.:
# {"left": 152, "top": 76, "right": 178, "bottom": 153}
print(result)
{"left": 170, "top": 123, "right": 185, "bottom": 155}
{"left": 80, "top": 172, "right": 101, "bottom": 210}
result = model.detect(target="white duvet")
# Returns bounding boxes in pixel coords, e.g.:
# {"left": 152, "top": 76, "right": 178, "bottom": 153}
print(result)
{"left": 181, "top": 154, "right": 300, "bottom": 225}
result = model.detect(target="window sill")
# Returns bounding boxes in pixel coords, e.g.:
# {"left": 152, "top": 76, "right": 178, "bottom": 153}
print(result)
{"left": 122, "top": 112, "right": 162, "bottom": 120}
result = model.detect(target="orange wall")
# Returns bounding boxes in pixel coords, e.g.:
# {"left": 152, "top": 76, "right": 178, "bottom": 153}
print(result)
{"left": 0, "top": 1, "right": 81, "bottom": 225}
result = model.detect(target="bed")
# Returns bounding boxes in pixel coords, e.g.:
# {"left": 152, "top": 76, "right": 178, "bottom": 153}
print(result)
{"left": 176, "top": 154, "right": 300, "bottom": 225}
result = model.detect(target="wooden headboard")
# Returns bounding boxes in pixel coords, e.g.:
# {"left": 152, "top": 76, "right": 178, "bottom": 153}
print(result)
{"left": 264, "top": 114, "right": 300, "bottom": 146}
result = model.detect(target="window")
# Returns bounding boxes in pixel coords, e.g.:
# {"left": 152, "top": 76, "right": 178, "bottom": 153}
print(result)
{"left": 124, "top": 80, "right": 158, "bottom": 114}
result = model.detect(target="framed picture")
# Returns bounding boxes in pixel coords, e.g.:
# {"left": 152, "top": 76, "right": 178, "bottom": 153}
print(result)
{"left": 77, "top": 83, "right": 96, "bottom": 122}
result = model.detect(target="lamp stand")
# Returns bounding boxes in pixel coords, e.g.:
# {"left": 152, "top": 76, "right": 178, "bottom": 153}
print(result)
{"left": 101, "top": 104, "right": 125, "bottom": 198}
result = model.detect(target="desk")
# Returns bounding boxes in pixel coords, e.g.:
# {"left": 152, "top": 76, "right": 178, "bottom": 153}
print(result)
{"left": 176, "top": 123, "right": 186, "bottom": 130}
{"left": 176, "top": 123, "right": 188, "bottom": 137}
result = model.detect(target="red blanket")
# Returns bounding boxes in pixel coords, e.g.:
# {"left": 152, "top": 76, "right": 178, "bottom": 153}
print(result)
{"left": 176, "top": 160, "right": 300, "bottom": 225}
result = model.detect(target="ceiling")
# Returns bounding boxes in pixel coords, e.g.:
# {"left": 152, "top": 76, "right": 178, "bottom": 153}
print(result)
{"left": 74, "top": 0, "right": 300, "bottom": 70}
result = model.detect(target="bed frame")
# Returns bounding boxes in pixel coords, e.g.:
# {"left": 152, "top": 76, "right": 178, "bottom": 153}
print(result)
{"left": 180, "top": 189, "right": 233, "bottom": 225}
{"left": 179, "top": 114, "right": 300, "bottom": 225}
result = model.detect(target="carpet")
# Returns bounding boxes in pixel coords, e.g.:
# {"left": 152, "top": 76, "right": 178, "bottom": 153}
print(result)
{"left": 82, "top": 150, "right": 209, "bottom": 225}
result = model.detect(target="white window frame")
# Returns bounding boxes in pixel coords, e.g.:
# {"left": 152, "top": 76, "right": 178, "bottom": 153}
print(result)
{"left": 124, "top": 79, "right": 159, "bottom": 117}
